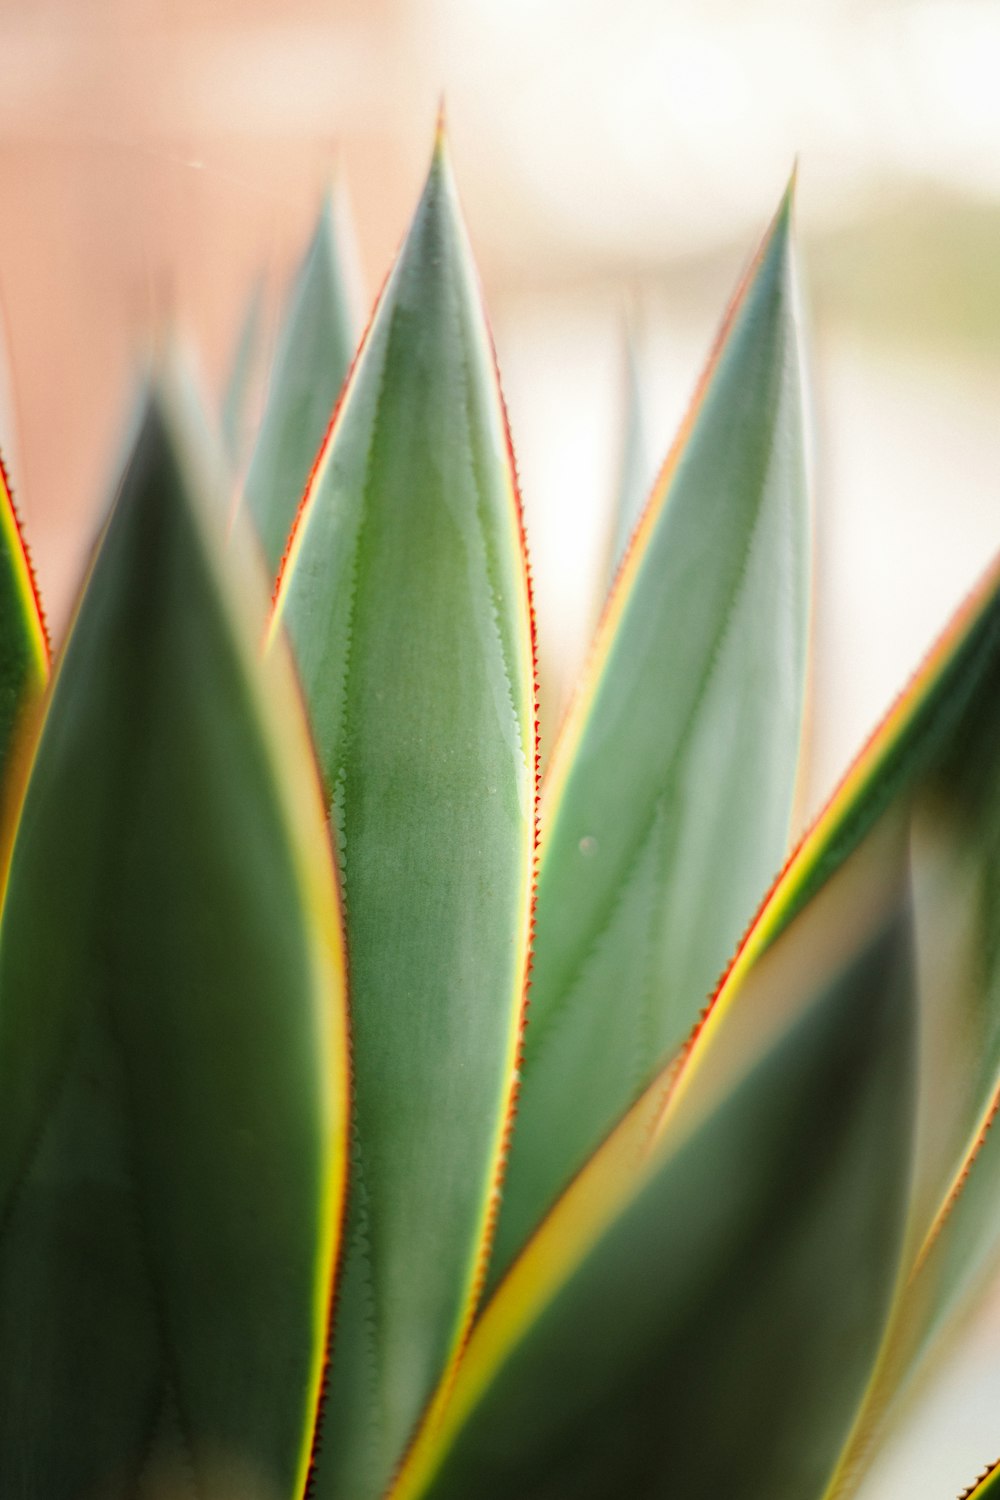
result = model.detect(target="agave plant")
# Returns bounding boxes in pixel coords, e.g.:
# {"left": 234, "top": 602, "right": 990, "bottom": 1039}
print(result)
{"left": 1, "top": 123, "right": 999, "bottom": 1500}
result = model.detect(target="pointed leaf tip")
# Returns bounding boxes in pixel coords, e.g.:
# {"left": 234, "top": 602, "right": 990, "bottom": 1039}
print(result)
{"left": 783, "top": 159, "right": 799, "bottom": 211}
{"left": 434, "top": 95, "right": 449, "bottom": 157}
{"left": 275, "top": 95, "right": 534, "bottom": 1500}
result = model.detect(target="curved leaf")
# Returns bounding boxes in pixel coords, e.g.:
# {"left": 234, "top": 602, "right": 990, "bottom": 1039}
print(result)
{"left": 0, "top": 388, "right": 349, "bottom": 1500}
{"left": 271, "top": 132, "right": 537, "bottom": 1500}
{"left": 603, "top": 321, "right": 652, "bottom": 587}
{"left": 490, "top": 180, "right": 811, "bottom": 1282}
{"left": 222, "top": 277, "right": 264, "bottom": 465}
{"left": 394, "top": 818, "right": 917, "bottom": 1500}
{"left": 245, "top": 191, "right": 358, "bottom": 573}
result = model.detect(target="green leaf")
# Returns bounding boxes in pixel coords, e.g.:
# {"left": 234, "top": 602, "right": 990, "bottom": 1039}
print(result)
{"left": 245, "top": 191, "right": 357, "bottom": 573}
{"left": 0, "top": 388, "right": 350, "bottom": 1500}
{"left": 490, "top": 181, "right": 811, "bottom": 1283}
{"left": 271, "top": 133, "right": 536, "bottom": 1500}
{"left": 397, "top": 399, "right": 1000, "bottom": 1500}
{"left": 959, "top": 1460, "right": 1000, "bottom": 1499}
{"left": 0, "top": 453, "right": 47, "bottom": 796}
{"left": 604, "top": 321, "right": 652, "bottom": 586}
{"left": 394, "top": 817, "right": 917, "bottom": 1500}
{"left": 749, "top": 557, "right": 1000, "bottom": 1498}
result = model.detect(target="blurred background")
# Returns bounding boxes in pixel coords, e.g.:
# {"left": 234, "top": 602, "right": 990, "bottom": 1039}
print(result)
{"left": 0, "top": 1, "right": 997, "bottom": 1490}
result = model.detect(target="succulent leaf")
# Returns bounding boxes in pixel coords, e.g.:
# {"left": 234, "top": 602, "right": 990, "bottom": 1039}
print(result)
{"left": 271, "top": 134, "right": 537, "bottom": 1500}
{"left": 0, "top": 388, "right": 349, "bottom": 1500}
{"left": 245, "top": 192, "right": 357, "bottom": 573}
{"left": 604, "top": 322, "right": 652, "bottom": 586}
{"left": 222, "top": 277, "right": 264, "bottom": 464}
{"left": 397, "top": 365, "right": 1000, "bottom": 1500}
{"left": 394, "top": 819, "right": 917, "bottom": 1500}
{"left": 664, "top": 549, "right": 1000, "bottom": 1496}
{"left": 490, "top": 180, "right": 811, "bottom": 1283}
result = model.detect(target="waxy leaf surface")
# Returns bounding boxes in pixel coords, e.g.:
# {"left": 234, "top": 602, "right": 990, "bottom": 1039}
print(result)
{"left": 395, "top": 820, "right": 917, "bottom": 1500}
{"left": 245, "top": 194, "right": 356, "bottom": 572}
{"left": 272, "top": 139, "right": 536, "bottom": 1500}
{"left": 0, "top": 393, "right": 349, "bottom": 1500}
{"left": 604, "top": 325, "right": 652, "bottom": 586}
{"left": 491, "top": 186, "right": 811, "bottom": 1280}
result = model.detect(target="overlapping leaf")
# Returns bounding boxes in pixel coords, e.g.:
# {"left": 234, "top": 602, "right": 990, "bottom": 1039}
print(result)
{"left": 271, "top": 134, "right": 536, "bottom": 1500}
{"left": 245, "top": 193, "right": 357, "bottom": 572}
{"left": 490, "top": 182, "right": 811, "bottom": 1282}
{"left": 0, "top": 390, "right": 349, "bottom": 1500}
{"left": 657, "top": 555, "right": 1000, "bottom": 1496}
{"left": 393, "top": 815, "right": 917, "bottom": 1500}
{"left": 603, "top": 323, "right": 652, "bottom": 586}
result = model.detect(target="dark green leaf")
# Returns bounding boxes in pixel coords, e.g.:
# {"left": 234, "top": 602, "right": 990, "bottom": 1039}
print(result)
{"left": 0, "top": 389, "right": 350, "bottom": 1500}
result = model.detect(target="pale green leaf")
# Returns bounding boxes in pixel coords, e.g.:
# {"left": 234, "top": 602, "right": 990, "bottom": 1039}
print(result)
{"left": 271, "top": 136, "right": 536, "bottom": 1500}
{"left": 245, "top": 194, "right": 357, "bottom": 573}
{"left": 491, "top": 183, "right": 811, "bottom": 1283}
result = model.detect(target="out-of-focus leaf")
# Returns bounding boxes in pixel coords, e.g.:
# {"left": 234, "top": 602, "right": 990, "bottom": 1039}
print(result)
{"left": 0, "top": 388, "right": 350, "bottom": 1500}
{"left": 604, "top": 321, "right": 652, "bottom": 586}
{"left": 393, "top": 819, "right": 917, "bottom": 1500}
{"left": 245, "top": 192, "right": 357, "bottom": 573}
{"left": 271, "top": 133, "right": 536, "bottom": 1500}
{"left": 222, "top": 278, "right": 264, "bottom": 464}
{"left": 0, "top": 452, "right": 47, "bottom": 793}
{"left": 490, "top": 181, "right": 811, "bottom": 1282}
{"left": 630, "top": 543, "right": 1000, "bottom": 1498}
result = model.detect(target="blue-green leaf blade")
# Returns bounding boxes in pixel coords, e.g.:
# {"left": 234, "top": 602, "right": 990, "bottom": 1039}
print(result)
{"left": 491, "top": 183, "right": 811, "bottom": 1282}
{"left": 272, "top": 135, "right": 536, "bottom": 1500}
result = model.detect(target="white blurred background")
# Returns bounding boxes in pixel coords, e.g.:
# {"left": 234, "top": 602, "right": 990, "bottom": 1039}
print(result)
{"left": 0, "top": 1, "right": 998, "bottom": 1491}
